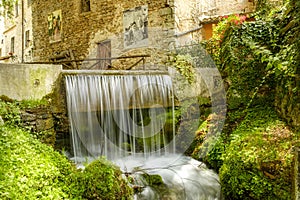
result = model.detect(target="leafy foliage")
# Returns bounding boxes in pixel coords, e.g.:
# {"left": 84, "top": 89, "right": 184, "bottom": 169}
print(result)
{"left": 202, "top": 14, "right": 248, "bottom": 67}
{"left": 211, "top": 0, "right": 299, "bottom": 112}
{"left": 0, "top": 99, "right": 21, "bottom": 126}
{"left": 166, "top": 53, "right": 196, "bottom": 84}
{"left": 0, "top": 97, "right": 50, "bottom": 127}
{"left": 0, "top": 98, "right": 57, "bottom": 146}
{"left": 0, "top": 125, "right": 74, "bottom": 199}
{"left": 200, "top": 0, "right": 300, "bottom": 199}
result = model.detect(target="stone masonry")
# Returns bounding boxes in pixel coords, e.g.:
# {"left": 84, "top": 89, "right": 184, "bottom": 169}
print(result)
{"left": 32, "top": 0, "right": 258, "bottom": 69}
{"left": 32, "top": 0, "right": 176, "bottom": 69}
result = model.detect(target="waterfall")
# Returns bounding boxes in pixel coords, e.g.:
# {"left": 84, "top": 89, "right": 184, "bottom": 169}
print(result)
{"left": 65, "top": 74, "right": 176, "bottom": 162}
{"left": 65, "top": 72, "right": 221, "bottom": 200}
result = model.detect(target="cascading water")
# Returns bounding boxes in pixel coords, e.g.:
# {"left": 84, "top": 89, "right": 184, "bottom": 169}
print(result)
{"left": 65, "top": 74, "right": 176, "bottom": 161}
{"left": 65, "top": 72, "right": 221, "bottom": 200}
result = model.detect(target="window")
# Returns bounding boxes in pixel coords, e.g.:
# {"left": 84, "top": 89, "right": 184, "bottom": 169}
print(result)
{"left": 25, "top": 30, "right": 30, "bottom": 47}
{"left": 11, "top": 37, "right": 15, "bottom": 53}
{"left": 81, "top": 0, "right": 91, "bottom": 12}
{"left": 96, "top": 40, "right": 111, "bottom": 69}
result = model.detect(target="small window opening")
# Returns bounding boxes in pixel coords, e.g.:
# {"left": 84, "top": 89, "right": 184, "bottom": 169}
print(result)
{"left": 81, "top": 0, "right": 91, "bottom": 12}
{"left": 11, "top": 37, "right": 15, "bottom": 53}
{"left": 25, "top": 30, "right": 30, "bottom": 48}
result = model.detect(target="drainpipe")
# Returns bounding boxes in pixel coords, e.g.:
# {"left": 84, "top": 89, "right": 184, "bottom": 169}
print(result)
{"left": 21, "top": 0, "right": 24, "bottom": 63}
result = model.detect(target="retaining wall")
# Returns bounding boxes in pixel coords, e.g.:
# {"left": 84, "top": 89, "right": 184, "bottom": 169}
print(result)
{"left": 0, "top": 63, "right": 62, "bottom": 100}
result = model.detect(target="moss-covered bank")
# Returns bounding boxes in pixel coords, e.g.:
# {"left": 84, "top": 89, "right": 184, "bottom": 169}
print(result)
{"left": 0, "top": 99, "right": 133, "bottom": 199}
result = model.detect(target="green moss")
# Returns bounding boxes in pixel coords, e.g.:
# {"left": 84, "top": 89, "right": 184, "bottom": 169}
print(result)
{"left": 0, "top": 124, "right": 133, "bottom": 199}
{"left": 19, "top": 98, "right": 50, "bottom": 109}
{"left": 141, "top": 174, "right": 164, "bottom": 186}
{"left": 68, "top": 157, "right": 133, "bottom": 200}
{"left": 219, "top": 107, "right": 299, "bottom": 200}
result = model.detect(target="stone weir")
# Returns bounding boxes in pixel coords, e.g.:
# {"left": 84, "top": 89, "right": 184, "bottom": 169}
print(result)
{"left": 61, "top": 69, "right": 169, "bottom": 76}
{"left": 61, "top": 70, "right": 175, "bottom": 112}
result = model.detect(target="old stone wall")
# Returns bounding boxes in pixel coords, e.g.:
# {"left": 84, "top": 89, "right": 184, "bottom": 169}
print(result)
{"left": 20, "top": 106, "right": 56, "bottom": 147}
{"left": 49, "top": 72, "right": 79, "bottom": 153}
{"left": 32, "top": 0, "right": 176, "bottom": 69}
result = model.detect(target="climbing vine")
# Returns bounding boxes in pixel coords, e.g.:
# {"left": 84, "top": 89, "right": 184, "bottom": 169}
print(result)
{"left": 166, "top": 53, "right": 196, "bottom": 84}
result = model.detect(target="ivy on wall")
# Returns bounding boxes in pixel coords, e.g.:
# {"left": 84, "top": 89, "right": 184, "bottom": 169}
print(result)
{"left": 203, "top": 0, "right": 299, "bottom": 115}
{"left": 200, "top": 0, "right": 300, "bottom": 199}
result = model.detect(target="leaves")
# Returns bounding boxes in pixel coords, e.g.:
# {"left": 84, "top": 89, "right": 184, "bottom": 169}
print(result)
{"left": 167, "top": 53, "right": 196, "bottom": 84}
{"left": 202, "top": 1, "right": 300, "bottom": 199}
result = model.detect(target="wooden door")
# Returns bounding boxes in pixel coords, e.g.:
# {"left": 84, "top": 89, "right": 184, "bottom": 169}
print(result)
{"left": 97, "top": 40, "right": 111, "bottom": 69}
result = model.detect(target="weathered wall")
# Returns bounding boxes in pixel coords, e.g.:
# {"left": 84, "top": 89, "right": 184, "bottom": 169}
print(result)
{"left": 214, "top": 0, "right": 255, "bottom": 16}
{"left": 32, "top": 0, "right": 176, "bottom": 69}
{"left": 0, "top": 63, "right": 62, "bottom": 100}
{"left": 173, "top": 0, "right": 255, "bottom": 44}
{"left": 21, "top": 106, "right": 56, "bottom": 146}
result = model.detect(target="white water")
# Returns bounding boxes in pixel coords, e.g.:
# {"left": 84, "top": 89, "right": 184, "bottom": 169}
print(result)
{"left": 116, "top": 154, "right": 221, "bottom": 200}
{"left": 65, "top": 74, "right": 221, "bottom": 200}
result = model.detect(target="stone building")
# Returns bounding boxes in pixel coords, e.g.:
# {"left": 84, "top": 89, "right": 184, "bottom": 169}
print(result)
{"left": 1, "top": 0, "right": 33, "bottom": 63}
{"left": 31, "top": 0, "right": 256, "bottom": 69}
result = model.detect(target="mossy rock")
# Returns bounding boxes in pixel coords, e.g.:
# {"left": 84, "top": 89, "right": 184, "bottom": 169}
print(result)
{"left": 70, "top": 158, "right": 133, "bottom": 200}
{"left": 141, "top": 173, "right": 164, "bottom": 186}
